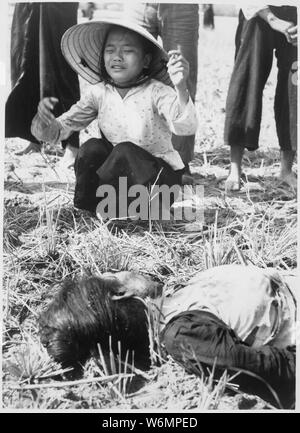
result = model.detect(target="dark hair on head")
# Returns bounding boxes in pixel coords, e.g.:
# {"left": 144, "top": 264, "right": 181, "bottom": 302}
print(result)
{"left": 38, "top": 276, "right": 150, "bottom": 369}
{"left": 99, "top": 25, "right": 155, "bottom": 84}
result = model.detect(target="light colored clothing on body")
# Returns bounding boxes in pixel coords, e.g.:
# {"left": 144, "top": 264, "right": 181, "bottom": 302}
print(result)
{"left": 148, "top": 264, "right": 297, "bottom": 349}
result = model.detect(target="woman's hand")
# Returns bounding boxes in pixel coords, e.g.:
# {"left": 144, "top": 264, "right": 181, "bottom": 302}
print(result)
{"left": 167, "top": 49, "right": 190, "bottom": 91}
{"left": 286, "top": 25, "right": 297, "bottom": 46}
{"left": 37, "top": 97, "right": 59, "bottom": 126}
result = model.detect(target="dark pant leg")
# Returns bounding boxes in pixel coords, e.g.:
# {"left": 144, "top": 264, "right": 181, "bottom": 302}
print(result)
{"left": 10, "top": 3, "right": 32, "bottom": 87}
{"left": 40, "top": 3, "right": 80, "bottom": 149}
{"left": 162, "top": 310, "right": 295, "bottom": 408}
{"left": 274, "top": 28, "right": 297, "bottom": 151}
{"left": 158, "top": 4, "right": 199, "bottom": 164}
{"left": 224, "top": 12, "right": 275, "bottom": 150}
{"left": 5, "top": 3, "right": 80, "bottom": 147}
{"left": 97, "top": 142, "right": 183, "bottom": 188}
{"left": 74, "top": 138, "right": 113, "bottom": 211}
{"left": 96, "top": 142, "right": 183, "bottom": 218}
{"left": 5, "top": 3, "right": 41, "bottom": 144}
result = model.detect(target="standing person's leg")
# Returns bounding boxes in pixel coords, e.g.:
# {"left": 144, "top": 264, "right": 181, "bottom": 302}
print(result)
{"left": 273, "top": 10, "right": 297, "bottom": 188}
{"left": 74, "top": 138, "right": 113, "bottom": 212}
{"left": 6, "top": 3, "right": 80, "bottom": 161}
{"left": 10, "top": 4, "right": 30, "bottom": 88}
{"left": 224, "top": 12, "right": 275, "bottom": 191}
{"left": 162, "top": 310, "right": 295, "bottom": 409}
{"left": 158, "top": 4, "right": 199, "bottom": 171}
{"left": 39, "top": 2, "right": 80, "bottom": 168}
{"left": 5, "top": 3, "right": 41, "bottom": 149}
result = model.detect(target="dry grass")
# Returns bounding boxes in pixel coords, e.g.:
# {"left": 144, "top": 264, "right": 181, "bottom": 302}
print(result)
{"left": 2, "top": 15, "right": 297, "bottom": 411}
{"left": 2, "top": 175, "right": 296, "bottom": 410}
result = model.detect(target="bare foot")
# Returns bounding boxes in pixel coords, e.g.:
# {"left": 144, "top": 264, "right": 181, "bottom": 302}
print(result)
{"left": 224, "top": 145, "right": 244, "bottom": 192}
{"left": 278, "top": 171, "right": 297, "bottom": 189}
{"left": 224, "top": 172, "right": 241, "bottom": 192}
{"left": 15, "top": 142, "right": 41, "bottom": 155}
{"left": 59, "top": 145, "right": 79, "bottom": 169}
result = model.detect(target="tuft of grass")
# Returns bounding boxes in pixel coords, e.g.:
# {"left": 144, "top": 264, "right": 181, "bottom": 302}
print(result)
{"left": 145, "top": 297, "right": 165, "bottom": 366}
{"left": 197, "top": 368, "right": 238, "bottom": 410}
{"left": 202, "top": 212, "right": 241, "bottom": 268}
{"left": 3, "top": 193, "right": 297, "bottom": 410}
{"left": 96, "top": 339, "right": 135, "bottom": 404}
{"left": 3, "top": 334, "right": 68, "bottom": 385}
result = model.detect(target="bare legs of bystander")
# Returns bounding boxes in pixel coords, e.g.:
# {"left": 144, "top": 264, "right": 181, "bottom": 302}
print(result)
{"left": 225, "top": 146, "right": 297, "bottom": 191}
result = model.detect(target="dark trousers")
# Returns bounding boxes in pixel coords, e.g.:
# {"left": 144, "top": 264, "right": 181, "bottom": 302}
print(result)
{"left": 203, "top": 5, "right": 215, "bottom": 29}
{"left": 74, "top": 138, "right": 184, "bottom": 213}
{"left": 224, "top": 7, "right": 297, "bottom": 151}
{"left": 162, "top": 310, "right": 295, "bottom": 409}
{"left": 5, "top": 2, "right": 80, "bottom": 148}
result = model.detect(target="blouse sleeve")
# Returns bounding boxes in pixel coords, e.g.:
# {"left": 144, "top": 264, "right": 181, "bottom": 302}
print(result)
{"left": 56, "top": 85, "right": 102, "bottom": 140}
{"left": 152, "top": 82, "right": 198, "bottom": 136}
{"left": 31, "top": 85, "right": 102, "bottom": 144}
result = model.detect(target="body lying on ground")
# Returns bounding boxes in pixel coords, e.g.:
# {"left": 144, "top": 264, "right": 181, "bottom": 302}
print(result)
{"left": 39, "top": 264, "right": 297, "bottom": 409}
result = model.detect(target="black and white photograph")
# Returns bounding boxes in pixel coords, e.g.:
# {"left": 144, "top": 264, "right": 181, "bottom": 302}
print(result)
{"left": 1, "top": 1, "right": 299, "bottom": 414}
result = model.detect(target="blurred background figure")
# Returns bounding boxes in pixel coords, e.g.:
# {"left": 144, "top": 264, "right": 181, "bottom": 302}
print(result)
{"left": 124, "top": 3, "right": 199, "bottom": 179}
{"left": 80, "top": 2, "right": 95, "bottom": 20}
{"left": 5, "top": 2, "right": 80, "bottom": 168}
{"left": 203, "top": 4, "right": 215, "bottom": 30}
